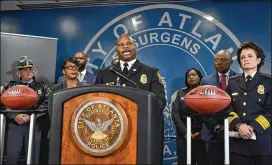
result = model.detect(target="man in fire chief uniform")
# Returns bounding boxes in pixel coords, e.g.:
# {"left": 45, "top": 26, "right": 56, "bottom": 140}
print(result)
{"left": 227, "top": 42, "right": 271, "bottom": 165}
{"left": 95, "top": 34, "right": 166, "bottom": 109}
{"left": 0, "top": 56, "right": 50, "bottom": 164}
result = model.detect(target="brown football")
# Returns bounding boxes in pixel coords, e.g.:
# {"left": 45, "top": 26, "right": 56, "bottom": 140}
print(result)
{"left": 1, "top": 85, "right": 38, "bottom": 110}
{"left": 184, "top": 85, "right": 231, "bottom": 114}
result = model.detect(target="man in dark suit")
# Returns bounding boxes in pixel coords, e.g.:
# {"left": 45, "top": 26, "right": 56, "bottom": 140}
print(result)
{"left": 58, "top": 52, "right": 96, "bottom": 84}
{"left": 95, "top": 34, "right": 166, "bottom": 109}
{"left": 200, "top": 50, "right": 237, "bottom": 165}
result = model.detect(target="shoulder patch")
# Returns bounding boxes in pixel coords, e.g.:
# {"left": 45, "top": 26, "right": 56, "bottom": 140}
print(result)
{"left": 261, "top": 73, "right": 272, "bottom": 78}
{"left": 157, "top": 71, "right": 164, "bottom": 84}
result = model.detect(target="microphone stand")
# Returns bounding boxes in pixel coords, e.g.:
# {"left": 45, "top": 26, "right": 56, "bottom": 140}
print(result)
{"left": 109, "top": 66, "right": 139, "bottom": 89}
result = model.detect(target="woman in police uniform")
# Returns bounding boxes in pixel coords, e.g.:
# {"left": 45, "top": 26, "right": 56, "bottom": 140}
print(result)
{"left": 171, "top": 68, "right": 207, "bottom": 165}
{"left": 227, "top": 42, "right": 271, "bottom": 165}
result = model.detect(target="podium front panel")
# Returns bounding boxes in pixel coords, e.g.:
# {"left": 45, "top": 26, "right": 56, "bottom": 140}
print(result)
{"left": 49, "top": 85, "right": 163, "bottom": 164}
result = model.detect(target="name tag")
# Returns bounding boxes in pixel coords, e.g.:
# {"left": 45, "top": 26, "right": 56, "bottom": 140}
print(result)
{"left": 231, "top": 93, "right": 238, "bottom": 96}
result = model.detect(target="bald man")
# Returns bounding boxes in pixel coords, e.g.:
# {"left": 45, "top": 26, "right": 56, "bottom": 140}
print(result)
{"left": 200, "top": 50, "right": 237, "bottom": 165}
{"left": 58, "top": 52, "right": 96, "bottom": 84}
{"left": 95, "top": 34, "right": 166, "bottom": 109}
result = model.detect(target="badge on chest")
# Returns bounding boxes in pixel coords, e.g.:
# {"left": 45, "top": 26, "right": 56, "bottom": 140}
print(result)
{"left": 140, "top": 74, "right": 147, "bottom": 84}
{"left": 257, "top": 85, "right": 264, "bottom": 94}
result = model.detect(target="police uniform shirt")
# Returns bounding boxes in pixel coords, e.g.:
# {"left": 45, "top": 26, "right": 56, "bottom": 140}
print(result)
{"left": 227, "top": 72, "right": 272, "bottom": 156}
{"left": 95, "top": 59, "right": 166, "bottom": 109}
{"left": 244, "top": 71, "right": 256, "bottom": 81}
{"left": 119, "top": 59, "right": 136, "bottom": 71}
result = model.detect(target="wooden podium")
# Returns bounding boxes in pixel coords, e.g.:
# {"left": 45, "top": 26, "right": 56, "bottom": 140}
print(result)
{"left": 48, "top": 85, "right": 163, "bottom": 164}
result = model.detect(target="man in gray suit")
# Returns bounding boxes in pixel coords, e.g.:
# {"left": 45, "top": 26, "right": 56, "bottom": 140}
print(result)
{"left": 200, "top": 50, "right": 237, "bottom": 165}
{"left": 58, "top": 52, "right": 96, "bottom": 84}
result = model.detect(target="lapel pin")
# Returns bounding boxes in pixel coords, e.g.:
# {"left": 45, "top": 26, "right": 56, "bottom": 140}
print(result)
{"left": 133, "top": 69, "right": 136, "bottom": 71}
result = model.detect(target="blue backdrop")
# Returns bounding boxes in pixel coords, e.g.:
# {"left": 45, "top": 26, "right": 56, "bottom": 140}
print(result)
{"left": 1, "top": 1, "right": 271, "bottom": 164}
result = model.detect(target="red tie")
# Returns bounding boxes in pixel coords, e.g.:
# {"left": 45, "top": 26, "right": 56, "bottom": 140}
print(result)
{"left": 220, "top": 74, "right": 227, "bottom": 90}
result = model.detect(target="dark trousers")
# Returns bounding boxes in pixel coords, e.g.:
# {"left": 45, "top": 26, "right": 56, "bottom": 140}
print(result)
{"left": 230, "top": 153, "right": 270, "bottom": 165}
{"left": 207, "top": 141, "right": 224, "bottom": 165}
{"left": 176, "top": 136, "right": 208, "bottom": 165}
{"left": 5, "top": 123, "right": 41, "bottom": 164}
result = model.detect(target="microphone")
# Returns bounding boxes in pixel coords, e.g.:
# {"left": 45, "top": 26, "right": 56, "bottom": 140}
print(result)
{"left": 109, "top": 66, "right": 139, "bottom": 89}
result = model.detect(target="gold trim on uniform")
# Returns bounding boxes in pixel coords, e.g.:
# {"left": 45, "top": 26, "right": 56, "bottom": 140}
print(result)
{"left": 140, "top": 74, "right": 147, "bottom": 84}
{"left": 157, "top": 71, "right": 164, "bottom": 84}
{"left": 255, "top": 115, "right": 270, "bottom": 130}
{"left": 257, "top": 85, "right": 264, "bottom": 94}
{"left": 228, "top": 112, "right": 239, "bottom": 124}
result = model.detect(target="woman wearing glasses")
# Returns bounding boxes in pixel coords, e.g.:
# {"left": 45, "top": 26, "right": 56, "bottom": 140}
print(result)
{"left": 54, "top": 57, "right": 84, "bottom": 89}
{"left": 49, "top": 57, "right": 85, "bottom": 116}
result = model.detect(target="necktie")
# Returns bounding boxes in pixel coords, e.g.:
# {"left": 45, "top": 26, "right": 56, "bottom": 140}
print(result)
{"left": 220, "top": 74, "right": 227, "bottom": 90}
{"left": 122, "top": 63, "right": 129, "bottom": 75}
{"left": 246, "top": 75, "right": 252, "bottom": 88}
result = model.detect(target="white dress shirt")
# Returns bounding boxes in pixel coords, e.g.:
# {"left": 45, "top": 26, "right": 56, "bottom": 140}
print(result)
{"left": 120, "top": 59, "right": 137, "bottom": 71}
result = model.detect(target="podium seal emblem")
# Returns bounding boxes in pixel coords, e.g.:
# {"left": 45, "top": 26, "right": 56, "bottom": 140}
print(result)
{"left": 71, "top": 98, "right": 128, "bottom": 157}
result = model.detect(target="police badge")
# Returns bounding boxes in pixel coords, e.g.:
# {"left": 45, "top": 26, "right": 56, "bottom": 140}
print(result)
{"left": 140, "top": 74, "right": 147, "bottom": 84}
{"left": 257, "top": 85, "right": 264, "bottom": 94}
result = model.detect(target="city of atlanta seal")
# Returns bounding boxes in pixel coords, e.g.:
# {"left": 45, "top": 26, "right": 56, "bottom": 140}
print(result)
{"left": 71, "top": 97, "right": 128, "bottom": 157}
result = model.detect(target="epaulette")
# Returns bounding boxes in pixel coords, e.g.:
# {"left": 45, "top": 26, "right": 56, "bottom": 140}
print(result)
{"left": 230, "top": 74, "right": 240, "bottom": 79}
{"left": 261, "top": 73, "right": 272, "bottom": 78}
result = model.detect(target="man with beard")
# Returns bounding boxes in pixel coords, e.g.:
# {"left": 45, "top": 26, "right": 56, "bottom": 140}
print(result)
{"left": 200, "top": 50, "right": 237, "bottom": 165}
{"left": 58, "top": 52, "right": 96, "bottom": 84}
{"left": 95, "top": 34, "right": 166, "bottom": 109}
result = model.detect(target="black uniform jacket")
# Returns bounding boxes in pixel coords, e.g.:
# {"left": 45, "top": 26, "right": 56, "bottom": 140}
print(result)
{"left": 227, "top": 72, "right": 272, "bottom": 155}
{"left": 95, "top": 59, "right": 166, "bottom": 109}
{"left": 172, "top": 87, "right": 203, "bottom": 139}
{"left": 0, "top": 79, "right": 50, "bottom": 125}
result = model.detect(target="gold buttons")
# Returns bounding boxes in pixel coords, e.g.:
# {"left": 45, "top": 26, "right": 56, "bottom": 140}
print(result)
{"left": 243, "top": 113, "right": 246, "bottom": 116}
{"left": 244, "top": 92, "right": 247, "bottom": 95}
{"left": 243, "top": 102, "right": 246, "bottom": 106}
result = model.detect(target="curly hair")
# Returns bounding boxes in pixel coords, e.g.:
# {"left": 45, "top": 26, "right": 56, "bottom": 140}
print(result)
{"left": 237, "top": 42, "right": 266, "bottom": 70}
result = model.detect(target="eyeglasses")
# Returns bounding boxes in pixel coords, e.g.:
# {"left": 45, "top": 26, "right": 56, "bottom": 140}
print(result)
{"left": 19, "top": 56, "right": 33, "bottom": 63}
{"left": 64, "top": 65, "right": 79, "bottom": 70}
